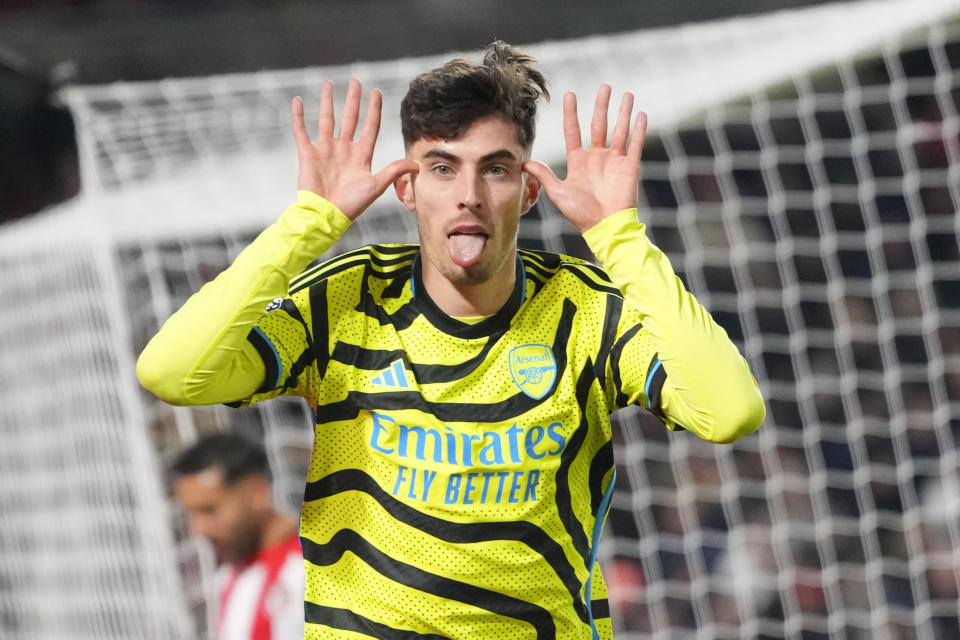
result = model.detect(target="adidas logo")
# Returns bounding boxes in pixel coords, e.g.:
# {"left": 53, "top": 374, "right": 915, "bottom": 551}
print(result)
{"left": 371, "top": 360, "right": 411, "bottom": 388}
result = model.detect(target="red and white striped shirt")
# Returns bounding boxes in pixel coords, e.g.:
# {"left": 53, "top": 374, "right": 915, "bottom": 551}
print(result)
{"left": 216, "top": 532, "right": 304, "bottom": 640}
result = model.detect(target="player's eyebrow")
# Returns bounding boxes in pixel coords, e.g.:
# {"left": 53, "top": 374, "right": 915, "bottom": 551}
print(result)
{"left": 421, "top": 149, "right": 519, "bottom": 164}
{"left": 479, "top": 149, "right": 519, "bottom": 164}
{"left": 423, "top": 150, "right": 459, "bottom": 162}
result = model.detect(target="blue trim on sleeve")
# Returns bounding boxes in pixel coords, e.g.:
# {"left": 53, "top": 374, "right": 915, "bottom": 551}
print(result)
{"left": 585, "top": 469, "right": 616, "bottom": 639}
{"left": 644, "top": 358, "right": 662, "bottom": 401}
{"left": 252, "top": 326, "right": 283, "bottom": 390}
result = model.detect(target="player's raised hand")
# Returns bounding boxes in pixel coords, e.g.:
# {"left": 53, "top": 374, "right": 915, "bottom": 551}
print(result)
{"left": 292, "top": 79, "right": 418, "bottom": 220}
{"left": 523, "top": 85, "right": 647, "bottom": 233}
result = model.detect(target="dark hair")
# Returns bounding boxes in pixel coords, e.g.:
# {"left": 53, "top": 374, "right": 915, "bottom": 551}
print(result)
{"left": 400, "top": 40, "right": 549, "bottom": 151}
{"left": 169, "top": 432, "right": 272, "bottom": 484}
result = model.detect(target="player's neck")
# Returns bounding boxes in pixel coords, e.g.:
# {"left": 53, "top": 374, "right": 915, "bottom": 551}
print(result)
{"left": 421, "top": 253, "right": 516, "bottom": 318}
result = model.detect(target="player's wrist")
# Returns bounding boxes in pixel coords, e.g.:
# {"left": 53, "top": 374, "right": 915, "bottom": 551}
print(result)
{"left": 293, "top": 190, "right": 353, "bottom": 228}
{"left": 578, "top": 207, "right": 639, "bottom": 235}
{"left": 296, "top": 189, "right": 342, "bottom": 213}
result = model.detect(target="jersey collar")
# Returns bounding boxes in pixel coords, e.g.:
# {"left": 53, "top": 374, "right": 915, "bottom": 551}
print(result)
{"left": 410, "top": 252, "right": 526, "bottom": 339}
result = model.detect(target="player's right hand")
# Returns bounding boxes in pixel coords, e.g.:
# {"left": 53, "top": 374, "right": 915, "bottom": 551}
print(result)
{"left": 291, "top": 79, "right": 418, "bottom": 220}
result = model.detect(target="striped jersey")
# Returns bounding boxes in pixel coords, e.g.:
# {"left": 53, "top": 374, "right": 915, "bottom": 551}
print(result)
{"left": 216, "top": 531, "right": 305, "bottom": 640}
{"left": 237, "top": 244, "right": 671, "bottom": 639}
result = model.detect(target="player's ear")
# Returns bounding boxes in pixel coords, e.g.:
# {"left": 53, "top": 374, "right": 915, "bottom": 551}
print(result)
{"left": 520, "top": 171, "right": 541, "bottom": 216}
{"left": 394, "top": 171, "right": 416, "bottom": 212}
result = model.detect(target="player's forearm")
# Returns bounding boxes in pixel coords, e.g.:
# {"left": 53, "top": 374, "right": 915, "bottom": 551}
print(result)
{"left": 583, "top": 209, "right": 764, "bottom": 443}
{"left": 136, "top": 191, "right": 351, "bottom": 405}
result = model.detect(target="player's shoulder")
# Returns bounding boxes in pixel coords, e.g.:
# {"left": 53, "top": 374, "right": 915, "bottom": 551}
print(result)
{"left": 289, "top": 243, "right": 418, "bottom": 294}
{"left": 518, "top": 247, "right": 620, "bottom": 298}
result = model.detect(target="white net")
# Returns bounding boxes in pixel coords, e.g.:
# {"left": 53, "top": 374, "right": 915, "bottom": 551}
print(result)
{"left": 0, "top": 242, "right": 191, "bottom": 639}
{"left": 1, "top": 0, "right": 959, "bottom": 638}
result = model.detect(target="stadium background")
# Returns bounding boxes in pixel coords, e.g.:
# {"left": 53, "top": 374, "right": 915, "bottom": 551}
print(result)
{"left": 1, "top": 0, "right": 959, "bottom": 638}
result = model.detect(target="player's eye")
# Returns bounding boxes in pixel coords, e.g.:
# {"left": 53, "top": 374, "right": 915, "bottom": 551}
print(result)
{"left": 431, "top": 164, "right": 453, "bottom": 176}
{"left": 486, "top": 165, "right": 508, "bottom": 176}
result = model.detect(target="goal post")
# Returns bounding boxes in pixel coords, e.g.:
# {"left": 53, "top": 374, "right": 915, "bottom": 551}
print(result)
{"left": 1, "top": 0, "right": 959, "bottom": 638}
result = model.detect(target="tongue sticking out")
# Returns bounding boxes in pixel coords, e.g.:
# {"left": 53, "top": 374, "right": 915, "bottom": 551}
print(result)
{"left": 448, "top": 233, "right": 487, "bottom": 267}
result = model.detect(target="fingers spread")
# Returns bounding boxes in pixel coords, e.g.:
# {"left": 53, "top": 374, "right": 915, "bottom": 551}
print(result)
{"left": 590, "top": 84, "right": 612, "bottom": 149}
{"left": 609, "top": 92, "right": 634, "bottom": 154}
{"left": 562, "top": 92, "right": 582, "bottom": 152}
{"left": 291, "top": 96, "right": 311, "bottom": 149}
{"left": 627, "top": 110, "right": 648, "bottom": 161}
{"left": 358, "top": 89, "right": 383, "bottom": 164}
{"left": 318, "top": 80, "right": 335, "bottom": 139}
{"left": 338, "top": 78, "right": 362, "bottom": 141}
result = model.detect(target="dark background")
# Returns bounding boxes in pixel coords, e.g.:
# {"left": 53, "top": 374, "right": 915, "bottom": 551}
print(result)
{"left": 0, "top": 0, "right": 833, "bottom": 221}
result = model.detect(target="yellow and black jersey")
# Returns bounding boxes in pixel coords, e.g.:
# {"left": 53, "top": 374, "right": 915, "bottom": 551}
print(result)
{"left": 136, "top": 192, "right": 765, "bottom": 639}
{"left": 239, "top": 244, "right": 667, "bottom": 639}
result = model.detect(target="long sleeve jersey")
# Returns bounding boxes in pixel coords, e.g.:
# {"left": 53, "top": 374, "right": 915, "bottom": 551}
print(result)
{"left": 138, "top": 191, "right": 764, "bottom": 639}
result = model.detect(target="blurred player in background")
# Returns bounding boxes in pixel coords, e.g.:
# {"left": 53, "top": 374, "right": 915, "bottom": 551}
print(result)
{"left": 171, "top": 432, "right": 304, "bottom": 640}
{"left": 141, "top": 41, "right": 764, "bottom": 638}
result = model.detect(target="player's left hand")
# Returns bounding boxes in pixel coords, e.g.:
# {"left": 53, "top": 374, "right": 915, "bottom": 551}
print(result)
{"left": 523, "top": 85, "right": 647, "bottom": 233}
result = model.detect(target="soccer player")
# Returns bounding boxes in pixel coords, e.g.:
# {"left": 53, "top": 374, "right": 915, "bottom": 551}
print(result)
{"left": 139, "top": 42, "right": 764, "bottom": 638}
{"left": 170, "top": 432, "right": 304, "bottom": 640}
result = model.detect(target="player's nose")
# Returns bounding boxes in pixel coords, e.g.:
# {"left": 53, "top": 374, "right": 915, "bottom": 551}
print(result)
{"left": 456, "top": 173, "right": 482, "bottom": 210}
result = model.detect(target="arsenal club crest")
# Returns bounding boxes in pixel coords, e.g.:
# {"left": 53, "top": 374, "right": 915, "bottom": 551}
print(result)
{"left": 508, "top": 344, "right": 557, "bottom": 400}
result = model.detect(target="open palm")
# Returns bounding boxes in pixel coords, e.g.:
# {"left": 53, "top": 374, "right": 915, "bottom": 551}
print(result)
{"left": 291, "top": 79, "right": 417, "bottom": 221}
{"left": 524, "top": 85, "right": 647, "bottom": 233}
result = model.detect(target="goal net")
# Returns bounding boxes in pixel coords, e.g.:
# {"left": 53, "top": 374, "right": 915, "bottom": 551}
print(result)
{"left": 1, "top": 0, "right": 959, "bottom": 637}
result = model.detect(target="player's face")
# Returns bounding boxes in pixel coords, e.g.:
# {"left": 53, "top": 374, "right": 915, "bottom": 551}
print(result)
{"left": 395, "top": 115, "right": 540, "bottom": 287}
{"left": 174, "top": 468, "right": 265, "bottom": 563}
